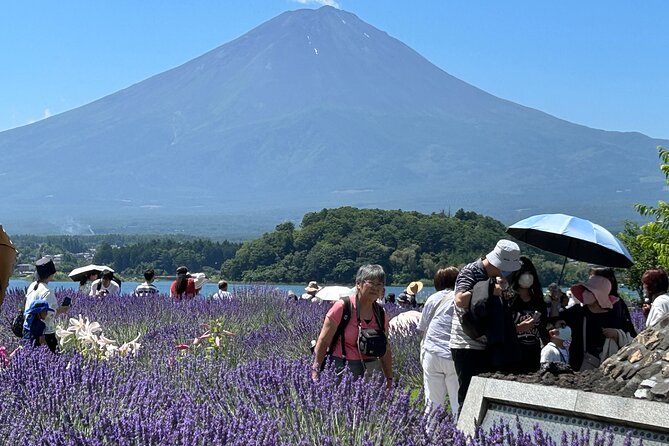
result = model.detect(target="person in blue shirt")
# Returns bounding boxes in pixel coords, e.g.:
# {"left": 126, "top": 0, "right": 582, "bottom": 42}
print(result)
{"left": 23, "top": 299, "right": 56, "bottom": 348}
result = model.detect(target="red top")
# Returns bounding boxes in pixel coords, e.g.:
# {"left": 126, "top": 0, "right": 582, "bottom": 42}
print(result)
{"left": 326, "top": 294, "right": 389, "bottom": 360}
{"left": 170, "top": 278, "right": 196, "bottom": 299}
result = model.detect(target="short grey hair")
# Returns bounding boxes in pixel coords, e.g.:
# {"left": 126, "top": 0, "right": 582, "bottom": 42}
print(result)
{"left": 355, "top": 264, "right": 385, "bottom": 284}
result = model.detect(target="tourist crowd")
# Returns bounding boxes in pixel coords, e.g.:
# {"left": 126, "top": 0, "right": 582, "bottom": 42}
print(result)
{"left": 4, "top": 238, "right": 669, "bottom": 422}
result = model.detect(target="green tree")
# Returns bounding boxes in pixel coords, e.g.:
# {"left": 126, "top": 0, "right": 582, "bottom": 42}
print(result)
{"left": 634, "top": 146, "right": 669, "bottom": 268}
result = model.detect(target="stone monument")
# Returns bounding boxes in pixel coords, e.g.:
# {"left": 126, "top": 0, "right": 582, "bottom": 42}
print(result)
{"left": 458, "top": 313, "right": 669, "bottom": 445}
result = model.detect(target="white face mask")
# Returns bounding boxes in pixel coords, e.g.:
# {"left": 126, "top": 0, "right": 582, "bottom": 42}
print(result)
{"left": 557, "top": 327, "right": 572, "bottom": 343}
{"left": 518, "top": 272, "right": 534, "bottom": 289}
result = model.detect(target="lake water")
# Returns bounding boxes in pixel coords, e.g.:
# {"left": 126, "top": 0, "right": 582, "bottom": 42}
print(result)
{"left": 8, "top": 279, "right": 436, "bottom": 302}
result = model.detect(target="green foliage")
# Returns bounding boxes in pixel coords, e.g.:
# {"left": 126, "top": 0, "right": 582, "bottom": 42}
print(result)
{"left": 222, "top": 207, "right": 578, "bottom": 285}
{"left": 618, "top": 221, "right": 659, "bottom": 294}
{"left": 12, "top": 234, "right": 241, "bottom": 279}
{"left": 626, "top": 146, "right": 669, "bottom": 288}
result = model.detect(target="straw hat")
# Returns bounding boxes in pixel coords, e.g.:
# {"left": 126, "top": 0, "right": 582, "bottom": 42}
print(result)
{"left": 305, "top": 281, "right": 322, "bottom": 293}
{"left": 405, "top": 281, "right": 424, "bottom": 296}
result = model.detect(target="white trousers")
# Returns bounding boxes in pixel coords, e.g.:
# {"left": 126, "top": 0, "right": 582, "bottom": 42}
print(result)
{"left": 421, "top": 350, "right": 460, "bottom": 419}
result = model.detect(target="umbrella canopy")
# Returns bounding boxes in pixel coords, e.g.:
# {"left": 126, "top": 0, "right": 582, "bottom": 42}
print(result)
{"left": 315, "top": 286, "right": 355, "bottom": 301}
{"left": 68, "top": 264, "right": 114, "bottom": 282}
{"left": 506, "top": 213, "right": 634, "bottom": 268}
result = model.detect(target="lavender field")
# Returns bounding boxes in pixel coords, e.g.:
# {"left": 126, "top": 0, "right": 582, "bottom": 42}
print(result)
{"left": 0, "top": 287, "right": 644, "bottom": 445}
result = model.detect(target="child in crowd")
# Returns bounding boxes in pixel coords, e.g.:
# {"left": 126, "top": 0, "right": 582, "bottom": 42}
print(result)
{"left": 540, "top": 325, "right": 571, "bottom": 364}
{"left": 23, "top": 299, "right": 56, "bottom": 348}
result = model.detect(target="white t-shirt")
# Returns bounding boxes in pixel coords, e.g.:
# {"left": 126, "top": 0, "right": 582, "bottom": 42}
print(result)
{"left": 419, "top": 289, "right": 455, "bottom": 359}
{"left": 24, "top": 282, "right": 58, "bottom": 334}
{"left": 89, "top": 279, "right": 120, "bottom": 296}
{"left": 540, "top": 342, "right": 569, "bottom": 364}
{"left": 212, "top": 290, "right": 232, "bottom": 300}
{"left": 646, "top": 293, "right": 669, "bottom": 328}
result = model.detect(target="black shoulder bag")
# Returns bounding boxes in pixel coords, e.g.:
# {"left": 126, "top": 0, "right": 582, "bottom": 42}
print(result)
{"left": 356, "top": 301, "right": 387, "bottom": 357}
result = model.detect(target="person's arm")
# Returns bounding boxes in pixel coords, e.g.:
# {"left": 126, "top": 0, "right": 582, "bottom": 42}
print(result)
{"left": 311, "top": 317, "right": 338, "bottom": 381}
{"left": 37, "top": 335, "right": 46, "bottom": 346}
{"left": 454, "top": 291, "right": 472, "bottom": 309}
{"left": 56, "top": 305, "right": 69, "bottom": 316}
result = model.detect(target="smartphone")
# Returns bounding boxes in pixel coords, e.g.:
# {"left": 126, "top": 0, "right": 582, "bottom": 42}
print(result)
{"left": 62, "top": 297, "right": 72, "bottom": 307}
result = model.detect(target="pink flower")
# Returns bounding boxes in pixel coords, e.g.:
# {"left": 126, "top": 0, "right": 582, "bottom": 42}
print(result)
{"left": 175, "top": 344, "right": 190, "bottom": 350}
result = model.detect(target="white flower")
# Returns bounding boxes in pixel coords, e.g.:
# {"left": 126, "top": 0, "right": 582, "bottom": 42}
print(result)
{"left": 97, "top": 334, "right": 116, "bottom": 347}
{"left": 76, "top": 330, "right": 99, "bottom": 346}
{"left": 68, "top": 315, "right": 86, "bottom": 332}
{"left": 103, "top": 344, "right": 119, "bottom": 359}
{"left": 56, "top": 328, "right": 73, "bottom": 340}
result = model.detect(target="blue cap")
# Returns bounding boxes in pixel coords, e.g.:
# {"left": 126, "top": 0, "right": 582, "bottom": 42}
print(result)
{"left": 26, "top": 299, "right": 55, "bottom": 315}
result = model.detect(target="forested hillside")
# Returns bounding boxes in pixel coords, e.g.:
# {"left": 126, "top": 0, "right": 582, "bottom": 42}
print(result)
{"left": 12, "top": 235, "right": 241, "bottom": 279}
{"left": 221, "top": 207, "right": 584, "bottom": 285}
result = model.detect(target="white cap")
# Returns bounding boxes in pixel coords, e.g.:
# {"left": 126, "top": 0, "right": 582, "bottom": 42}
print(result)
{"left": 486, "top": 240, "right": 522, "bottom": 272}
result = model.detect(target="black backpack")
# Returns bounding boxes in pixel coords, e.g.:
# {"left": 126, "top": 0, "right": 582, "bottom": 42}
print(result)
{"left": 459, "top": 279, "right": 495, "bottom": 339}
{"left": 315, "top": 296, "right": 386, "bottom": 369}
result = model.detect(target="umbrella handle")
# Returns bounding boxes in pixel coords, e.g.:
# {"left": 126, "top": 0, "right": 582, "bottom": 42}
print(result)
{"left": 558, "top": 256, "right": 567, "bottom": 287}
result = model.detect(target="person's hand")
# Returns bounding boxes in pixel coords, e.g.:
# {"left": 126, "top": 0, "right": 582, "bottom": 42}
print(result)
{"left": 602, "top": 328, "right": 618, "bottom": 339}
{"left": 517, "top": 317, "right": 535, "bottom": 333}
{"left": 642, "top": 303, "right": 651, "bottom": 318}
{"left": 311, "top": 365, "right": 320, "bottom": 382}
{"left": 385, "top": 376, "right": 393, "bottom": 390}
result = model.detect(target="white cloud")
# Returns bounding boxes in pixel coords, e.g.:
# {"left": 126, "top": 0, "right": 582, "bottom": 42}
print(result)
{"left": 293, "top": 0, "right": 340, "bottom": 8}
{"left": 43, "top": 108, "right": 52, "bottom": 119}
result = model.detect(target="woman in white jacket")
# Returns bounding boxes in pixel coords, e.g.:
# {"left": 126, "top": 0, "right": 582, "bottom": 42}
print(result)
{"left": 24, "top": 257, "right": 70, "bottom": 352}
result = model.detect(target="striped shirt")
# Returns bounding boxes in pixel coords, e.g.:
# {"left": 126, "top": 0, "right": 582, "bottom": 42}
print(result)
{"left": 450, "top": 259, "right": 490, "bottom": 350}
{"left": 455, "top": 259, "right": 490, "bottom": 294}
{"left": 134, "top": 282, "right": 159, "bottom": 297}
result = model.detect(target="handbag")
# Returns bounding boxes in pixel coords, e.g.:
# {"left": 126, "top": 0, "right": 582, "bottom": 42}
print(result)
{"left": 579, "top": 317, "right": 601, "bottom": 371}
{"left": 356, "top": 301, "right": 387, "bottom": 357}
{"left": 11, "top": 311, "right": 24, "bottom": 338}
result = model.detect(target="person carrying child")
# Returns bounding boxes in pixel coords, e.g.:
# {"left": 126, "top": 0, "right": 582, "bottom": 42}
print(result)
{"left": 23, "top": 299, "right": 56, "bottom": 349}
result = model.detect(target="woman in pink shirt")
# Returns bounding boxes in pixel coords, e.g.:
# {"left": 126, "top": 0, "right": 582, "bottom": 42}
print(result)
{"left": 311, "top": 264, "right": 393, "bottom": 388}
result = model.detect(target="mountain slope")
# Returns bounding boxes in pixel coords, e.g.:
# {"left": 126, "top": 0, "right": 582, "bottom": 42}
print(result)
{"left": 1, "top": 6, "right": 666, "bottom": 231}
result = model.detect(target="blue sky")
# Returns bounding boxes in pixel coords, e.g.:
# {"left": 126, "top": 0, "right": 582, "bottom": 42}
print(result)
{"left": 1, "top": 0, "right": 667, "bottom": 138}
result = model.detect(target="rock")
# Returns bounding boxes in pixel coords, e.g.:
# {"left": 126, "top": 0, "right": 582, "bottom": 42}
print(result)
{"left": 640, "top": 378, "right": 658, "bottom": 388}
{"left": 629, "top": 349, "right": 644, "bottom": 363}
{"left": 609, "top": 364, "right": 626, "bottom": 380}
{"left": 658, "top": 336, "right": 669, "bottom": 351}
{"left": 635, "top": 388, "right": 650, "bottom": 399}
{"left": 663, "top": 351, "right": 669, "bottom": 362}
{"left": 663, "top": 364, "right": 669, "bottom": 377}
{"left": 639, "top": 352, "right": 662, "bottom": 368}
{"left": 637, "top": 363, "right": 663, "bottom": 380}
{"left": 650, "top": 381, "right": 669, "bottom": 398}
{"left": 645, "top": 331, "right": 662, "bottom": 350}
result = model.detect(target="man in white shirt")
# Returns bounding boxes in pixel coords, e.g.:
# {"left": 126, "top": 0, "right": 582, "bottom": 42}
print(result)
{"left": 212, "top": 280, "right": 232, "bottom": 299}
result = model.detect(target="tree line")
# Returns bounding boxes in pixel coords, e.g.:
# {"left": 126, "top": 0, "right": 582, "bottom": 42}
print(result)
{"left": 220, "top": 207, "right": 586, "bottom": 285}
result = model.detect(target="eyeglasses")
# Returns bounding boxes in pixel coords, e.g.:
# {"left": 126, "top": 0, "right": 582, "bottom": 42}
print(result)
{"left": 363, "top": 280, "right": 384, "bottom": 288}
